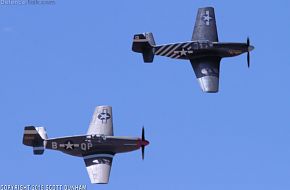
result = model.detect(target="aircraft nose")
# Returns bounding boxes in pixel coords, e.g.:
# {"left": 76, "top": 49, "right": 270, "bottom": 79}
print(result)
{"left": 248, "top": 45, "right": 254, "bottom": 51}
{"left": 143, "top": 140, "right": 149, "bottom": 146}
{"left": 139, "top": 139, "right": 149, "bottom": 146}
{"left": 140, "top": 139, "right": 149, "bottom": 146}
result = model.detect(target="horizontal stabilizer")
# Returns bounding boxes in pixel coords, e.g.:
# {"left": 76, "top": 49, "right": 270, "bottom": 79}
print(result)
{"left": 23, "top": 126, "right": 48, "bottom": 155}
{"left": 132, "top": 33, "right": 155, "bottom": 63}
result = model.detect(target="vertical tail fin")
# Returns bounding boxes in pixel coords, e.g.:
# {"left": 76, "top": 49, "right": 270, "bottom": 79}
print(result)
{"left": 132, "top": 32, "right": 156, "bottom": 63}
{"left": 23, "top": 126, "right": 48, "bottom": 155}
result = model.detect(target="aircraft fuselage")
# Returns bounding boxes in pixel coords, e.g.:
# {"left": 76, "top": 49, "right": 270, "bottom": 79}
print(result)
{"left": 44, "top": 135, "right": 148, "bottom": 157}
{"left": 154, "top": 41, "right": 253, "bottom": 60}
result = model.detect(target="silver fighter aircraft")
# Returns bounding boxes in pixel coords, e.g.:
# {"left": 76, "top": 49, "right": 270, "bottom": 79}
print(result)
{"left": 23, "top": 105, "right": 149, "bottom": 184}
{"left": 132, "top": 7, "right": 254, "bottom": 93}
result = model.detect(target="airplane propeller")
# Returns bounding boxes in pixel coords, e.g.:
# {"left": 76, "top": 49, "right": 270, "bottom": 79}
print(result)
{"left": 141, "top": 126, "right": 149, "bottom": 160}
{"left": 246, "top": 37, "right": 252, "bottom": 68}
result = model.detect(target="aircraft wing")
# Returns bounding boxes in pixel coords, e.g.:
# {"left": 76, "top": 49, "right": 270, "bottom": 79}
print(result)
{"left": 190, "top": 57, "right": 221, "bottom": 93}
{"left": 192, "top": 7, "right": 218, "bottom": 42}
{"left": 87, "top": 106, "right": 113, "bottom": 136}
{"left": 83, "top": 153, "right": 114, "bottom": 184}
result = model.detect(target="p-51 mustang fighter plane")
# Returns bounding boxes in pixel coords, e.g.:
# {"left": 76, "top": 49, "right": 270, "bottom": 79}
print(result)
{"left": 132, "top": 7, "right": 254, "bottom": 93}
{"left": 23, "top": 105, "right": 149, "bottom": 184}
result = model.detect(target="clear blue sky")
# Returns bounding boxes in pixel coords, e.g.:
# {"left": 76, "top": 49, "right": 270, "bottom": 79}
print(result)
{"left": 0, "top": 0, "right": 290, "bottom": 189}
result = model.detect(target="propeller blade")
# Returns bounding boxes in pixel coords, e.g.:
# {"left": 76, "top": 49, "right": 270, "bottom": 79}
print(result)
{"left": 247, "top": 52, "right": 250, "bottom": 68}
{"left": 247, "top": 37, "right": 250, "bottom": 68}
{"left": 142, "top": 146, "right": 145, "bottom": 160}
{"left": 142, "top": 127, "right": 145, "bottom": 141}
{"left": 141, "top": 127, "right": 145, "bottom": 160}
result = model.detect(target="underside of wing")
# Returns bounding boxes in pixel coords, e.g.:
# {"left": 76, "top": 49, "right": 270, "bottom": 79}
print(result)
{"left": 192, "top": 7, "right": 218, "bottom": 42}
{"left": 87, "top": 106, "right": 113, "bottom": 136}
{"left": 190, "top": 57, "right": 221, "bottom": 93}
{"left": 83, "top": 153, "right": 114, "bottom": 184}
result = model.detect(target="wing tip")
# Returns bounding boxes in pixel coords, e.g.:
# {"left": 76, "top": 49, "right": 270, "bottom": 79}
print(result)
{"left": 91, "top": 180, "right": 109, "bottom": 184}
{"left": 96, "top": 105, "right": 112, "bottom": 109}
{"left": 199, "top": 6, "right": 215, "bottom": 10}
{"left": 197, "top": 76, "right": 219, "bottom": 93}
